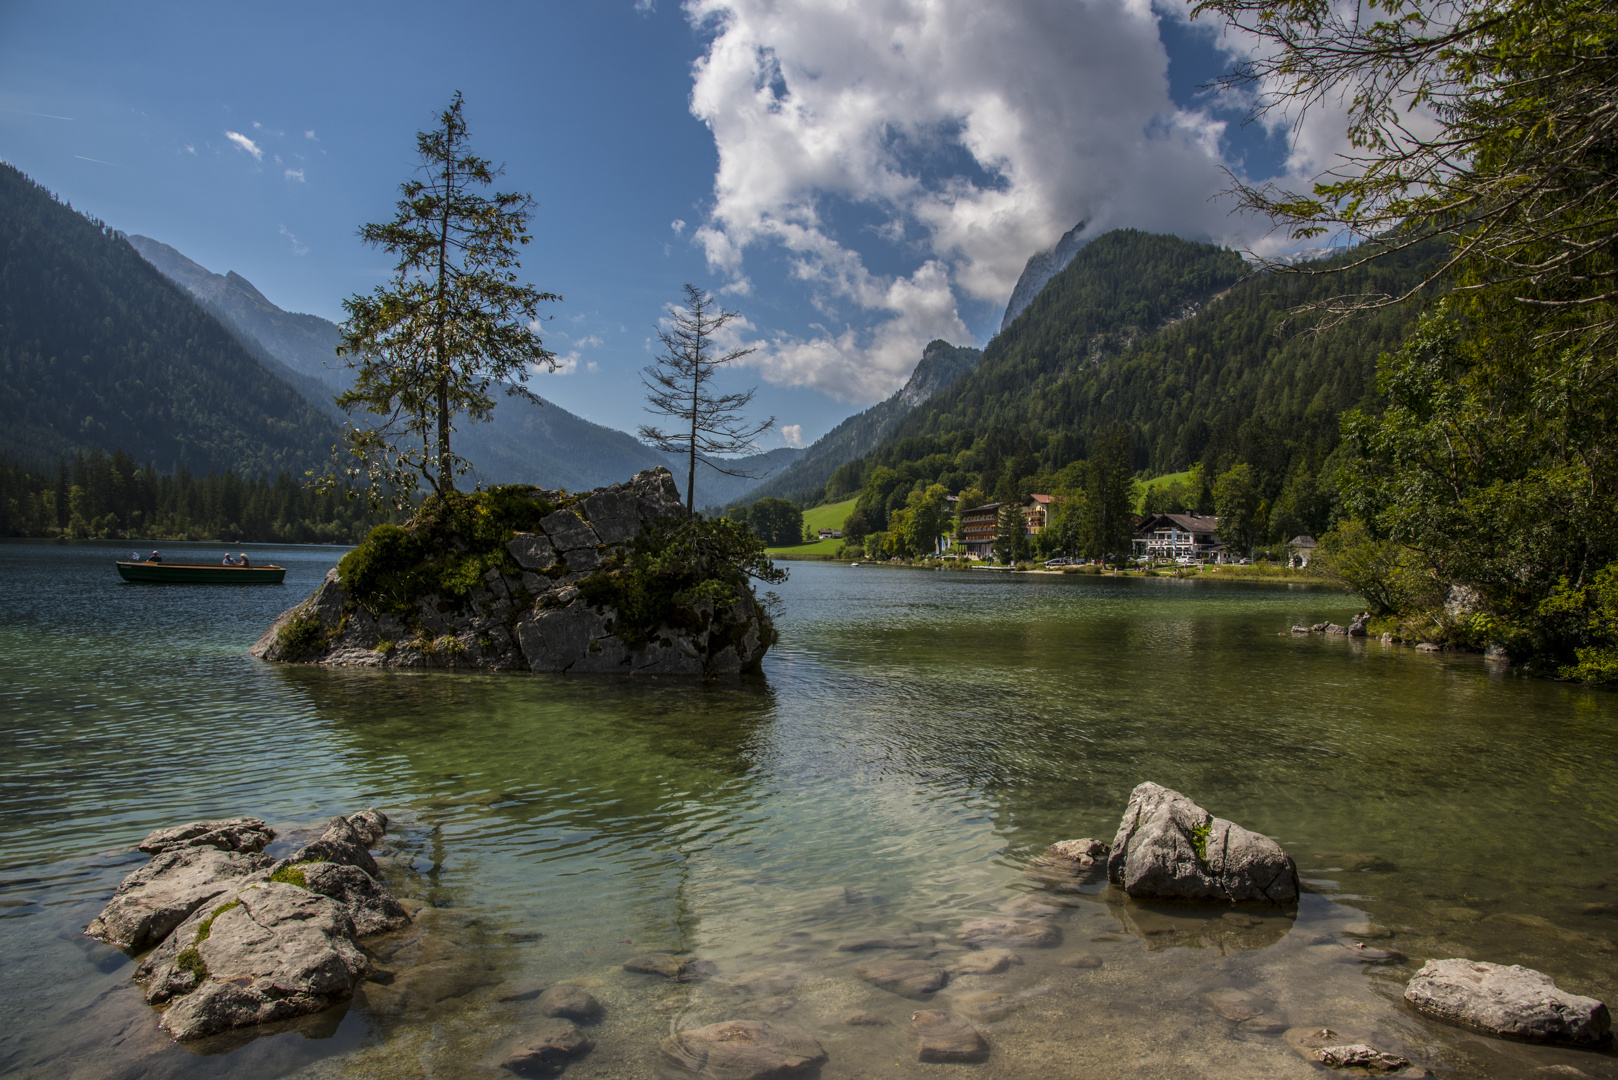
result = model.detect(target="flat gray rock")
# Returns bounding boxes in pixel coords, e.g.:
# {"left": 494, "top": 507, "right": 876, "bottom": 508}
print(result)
{"left": 507, "top": 532, "right": 558, "bottom": 571}
{"left": 138, "top": 817, "right": 275, "bottom": 855}
{"left": 157, "top": 882, "right": 369, "bottom": 1041}
{"left": 501, "top": 1018, "right": 594, "bottom": 1075}
{"left": 910, "top": 1009, "right": 989, "bottom": 1063}
{"left": 1315, "top": 1043, "right": 1410, "bottom": 1071}
{"left": 85, "top": 845, "right": 273, "bottom": 953}
{"left": 539, "top": 508, "right": 600, "bottom": 554}
{"left": 659, "top": 1020, "right": 826, "bottom": 1080}
{"left": 1107, "top": 781, "right": 1299, "bottom": 904}
{"left": 1404, "top": 958, "right": 1611, "bottom": 1044}
{"left": 958, "top": 917, "right": 1061, "bottom": 949}
{"left": 854, "top": 959, "right": 948, "bottom": 999}
{"left": 292, "top": 815, "right": 382, "bottom": 879}
{"left": 834, "top": 934, "right": 930, "bottom": 952}
{"left": 578, "top": 487, "right": 641, "bottom": 545}
{"left": 536, "top": 984, "right": 602, "bottom": 1022}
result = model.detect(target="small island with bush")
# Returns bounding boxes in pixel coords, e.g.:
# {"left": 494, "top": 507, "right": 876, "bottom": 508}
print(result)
{"left": 252, "top": 467, "right": 782, "bottom": 676}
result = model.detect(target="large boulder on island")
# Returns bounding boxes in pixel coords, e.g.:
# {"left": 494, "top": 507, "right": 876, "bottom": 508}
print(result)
{"left": 1404, "top": 959, "right": 1611, "bottom": 1045}
{"left": 252, "top": 467, "right": 778, "bottom": 677}
{"left": 1107, "top": 782, "right": 1299, "bottom": 905}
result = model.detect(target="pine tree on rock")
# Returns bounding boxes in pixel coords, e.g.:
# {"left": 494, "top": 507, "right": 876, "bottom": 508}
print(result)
{"left": 332, "top": 92, "right": 559, "bottom": 507}
{"left": 639, "top": 284, "right": 774, "bottom": 512}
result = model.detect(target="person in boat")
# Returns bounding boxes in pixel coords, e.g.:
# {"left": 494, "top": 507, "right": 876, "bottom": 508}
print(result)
{"left": 238, "top": 553, "right": 251, "bottom": 567}
{"left": 222, "top": 553, "right": 237, "bottom": 566}
{"left": 148, "top": 550, "right": 162, "bottom": 563}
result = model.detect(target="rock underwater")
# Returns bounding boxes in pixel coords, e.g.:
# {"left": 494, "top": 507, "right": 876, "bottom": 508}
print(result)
{"left": 252, "top": 467, "right": 775, "bottom": 677}
{"left": 86, "top": 809, "right": 408, "bottom": 1042}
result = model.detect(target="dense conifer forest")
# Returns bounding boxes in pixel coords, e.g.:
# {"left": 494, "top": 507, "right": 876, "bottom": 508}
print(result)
{"left": 0, "top": 449, "right": 384, "bottom": 544}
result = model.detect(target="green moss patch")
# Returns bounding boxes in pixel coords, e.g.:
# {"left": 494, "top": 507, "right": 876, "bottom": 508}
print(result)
{"left": 576, "top": 516, "right": 784, "bottom": 651}
{"left": 175, "top": 946, "right": 207, "bottom": 982}
{"left": 1190, "top": 822, "right": 1211, "bottom": 864}
{"left": 338, "top": 486, "right": 566, "bottom": 615}
{"left": 276, "top": 609, "right": 329, "bottom": 660}
{"left": 195, "top": 899, "right": 240, "bottom": 942}
{"left": 270, "top": 864, "right": 309, "bottom": 888}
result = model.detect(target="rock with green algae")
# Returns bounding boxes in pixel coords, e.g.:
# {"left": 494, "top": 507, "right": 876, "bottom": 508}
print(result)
{"left": 252, "top": 466, "right": 775, "bottom": 676}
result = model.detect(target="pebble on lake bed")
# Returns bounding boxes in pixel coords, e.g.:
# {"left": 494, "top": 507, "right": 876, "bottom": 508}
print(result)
{"left": 958, "top": 917, "right": 1062, "bottom": 949}
{"left": 535, "top": 985, "right": 602, "bottom": 1023}
{"left": 911, "top": 1009, "right": 990, "bottom": 1063}
{"left": 623, "top": 952, "right": 714, "bottom": 981}
{"left": 659, "top": 1020, "right": 827, "bottom": 1080}
{"left": 499, "top": 1019, "right": 594, "bottom": 1076}
{"left": 854, "top": 959, "right": 949, "bottom": 999}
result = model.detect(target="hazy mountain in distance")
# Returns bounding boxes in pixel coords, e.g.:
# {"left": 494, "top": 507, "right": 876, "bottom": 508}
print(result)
{"left": 129, "top": 234, "right": 800, "bottom": 497}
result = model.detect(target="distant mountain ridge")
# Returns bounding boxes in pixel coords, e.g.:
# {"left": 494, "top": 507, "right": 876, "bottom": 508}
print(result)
{"left": 0, "top": 163, "right": 339, "bottom": 476}
{"left": 730, "top": 339, "right": 981, "bottom": 506}
{"left": 129, "top": 234, "right": 801, "bottom": 501}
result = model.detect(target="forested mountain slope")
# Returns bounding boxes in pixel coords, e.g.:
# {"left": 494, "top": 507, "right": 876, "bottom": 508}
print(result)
{"left": 733, "top": 339, "right": 980, "bottom": 506}
{"left": 0, "top": 164, "right": 339, "bottom": 475}
{"left": 839, "top": 229, "right": 1439, "bottom": 537}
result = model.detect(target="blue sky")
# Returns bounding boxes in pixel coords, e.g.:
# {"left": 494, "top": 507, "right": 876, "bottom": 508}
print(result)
{"left": 0, "top": 1, "right": 1306, "bottom": 448}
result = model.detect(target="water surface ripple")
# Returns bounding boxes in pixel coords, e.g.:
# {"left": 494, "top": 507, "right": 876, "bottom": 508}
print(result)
{"left": 2, "top": 540, "right": 1616, "bottom": 1080}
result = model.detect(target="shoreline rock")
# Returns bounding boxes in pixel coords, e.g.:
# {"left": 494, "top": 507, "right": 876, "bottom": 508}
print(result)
{"left": 86, "top": 808, "right": 409, "bottom": 1042}
{"left": 1404, "top": 959, "right": 1611, "bottom": 1045}
{"left": 1107, "top": 782, "right": 1299, "bottom": 905}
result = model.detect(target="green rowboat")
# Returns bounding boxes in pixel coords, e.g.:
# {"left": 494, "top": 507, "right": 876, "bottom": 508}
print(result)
{"left": 116, "top": 561, "right": 286, "bottom": 584}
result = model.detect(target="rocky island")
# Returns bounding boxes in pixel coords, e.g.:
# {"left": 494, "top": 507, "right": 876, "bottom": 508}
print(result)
{"left": 253, "top": 467, "right": 779, "bottom": 676}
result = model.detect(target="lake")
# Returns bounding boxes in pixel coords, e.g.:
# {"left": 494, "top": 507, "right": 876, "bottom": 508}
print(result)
{"left": 2, "top": 539, "right": 1616, "bottom": 1079}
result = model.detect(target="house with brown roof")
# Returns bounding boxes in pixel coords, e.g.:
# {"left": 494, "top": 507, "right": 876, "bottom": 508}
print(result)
{"left": 958, "top": 502, "right": 1002, "bottom": 559}
{"left": 1133, "top": 512, "right": 1221, "bottom": 561}
{"left": 1023, "top": 493, "right": 1053, "bottom": 534}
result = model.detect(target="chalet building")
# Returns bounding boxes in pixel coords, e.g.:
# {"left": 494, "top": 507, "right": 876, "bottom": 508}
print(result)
{"left": 958, "top": 502, "right": 1002, "bottom": 559}
{"left": 818, "top": 528, "right": 843, "bottom": 540}
{"left": 1023, "top": 494, "right": 1053, "bottom": 534}
{"left": 1132, "top": 513, "right": 1221, "bottom": 561}
{"left": 1286, "top": 535, "right": 1317, "bottom": 568}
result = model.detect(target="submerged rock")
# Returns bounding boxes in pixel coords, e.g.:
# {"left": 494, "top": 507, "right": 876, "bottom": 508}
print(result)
{"left": 958, "top": 916, "right": 1062, "bottom": 949}
{"left": 1404, "top": 959, "right": 1611, "bottom": 1045}
{"left": 158, "top": 882, "right": 370, "bottom": 1041}
{"left": 854, "top": 958, "right": 949, "bottom": 998}
{"left": 501, "top": 1018, "right": 595, "bottom": 1075}
{"left": 945, "top": 948, "right": 1022, "bottom": 975}
{"left": 659, "top": 1020, "right": 827, "bottom": 1080}
{"left": 624, "top": 952, "right": 713, "bottom": 980}
{"left": 910, "top": 1009, "right": 990, "bottom": 1063}
{"left": 1316, "top": 1044, "right": 1411, "bottom": 1071}
{"left": 1107, "top": 782, "right": 1299, "bottom": 904}
{"left": 536, "top": 985, "right": 603, "bottom": 1023}
{"left": 253, "top": 468, "right": 774, "bottom": 677}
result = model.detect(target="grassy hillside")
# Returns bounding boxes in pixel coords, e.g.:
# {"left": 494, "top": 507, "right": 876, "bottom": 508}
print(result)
{"left": 763, "top": 496, "right": 858, "bottom": 556}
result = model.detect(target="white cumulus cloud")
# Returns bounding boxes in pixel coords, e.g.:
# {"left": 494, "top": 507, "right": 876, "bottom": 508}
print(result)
{"left": 225, "top": 131, "right": 262, "bottom": 161}
{"left": 683, "top": 0, "right": 1310, "bottom": 403}
{"left": 285, "top": 168, "right": 305, "bottom": 182}
{"left": 781, "top": 423, "right": 805, "bottom": 448}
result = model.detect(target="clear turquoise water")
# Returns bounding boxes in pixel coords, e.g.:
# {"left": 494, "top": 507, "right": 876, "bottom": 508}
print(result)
{"left": 2, "top": 539, "right": 1616, "bottom": 1079}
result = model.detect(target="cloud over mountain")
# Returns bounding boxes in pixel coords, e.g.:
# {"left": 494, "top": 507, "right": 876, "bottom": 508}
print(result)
{"left": 681, "top": 0, "right": 1328, "bottom": 404}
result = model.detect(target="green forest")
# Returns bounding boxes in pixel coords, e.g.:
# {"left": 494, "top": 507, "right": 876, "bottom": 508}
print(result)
{"left": 0, "top": 449, "right": 385, "bottom": 544}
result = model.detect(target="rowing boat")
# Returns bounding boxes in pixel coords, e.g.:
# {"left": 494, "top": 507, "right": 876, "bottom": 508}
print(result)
{"left": 115, "top": 561, "right": 287, "bottom": 584}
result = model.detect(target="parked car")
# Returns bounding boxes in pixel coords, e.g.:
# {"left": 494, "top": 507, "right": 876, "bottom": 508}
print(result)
{"left": 1044, "top": 557, "right": 1071, "bottom": 567}
{"left": 1175, "top": 556, "right": 1197, "bottom": 565}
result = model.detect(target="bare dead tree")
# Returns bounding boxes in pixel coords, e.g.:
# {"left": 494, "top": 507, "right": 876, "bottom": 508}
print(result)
{"left": 639, "top": 284, "right": 775, "bottom": 512}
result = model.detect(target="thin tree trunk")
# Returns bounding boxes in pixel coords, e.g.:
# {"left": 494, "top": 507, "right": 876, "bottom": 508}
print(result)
{"left": 434, "top": 170, "right": 454, "bottom": 496}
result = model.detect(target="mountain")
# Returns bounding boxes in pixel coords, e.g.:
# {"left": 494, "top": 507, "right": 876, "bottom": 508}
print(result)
{"left": 128, "top": 234, "right": 802, "bottom": 498}
{"left": 0, "top": 164, "right": 339, "bottom": 475}
{"left": 1000, "top": 220, "right": 1090, "bottom": 330}
{"left": 730, "top": 340, "right": 980, "bottom": 507}
{"left": 842, "top": 227, "right": 1442, "bottom": 538}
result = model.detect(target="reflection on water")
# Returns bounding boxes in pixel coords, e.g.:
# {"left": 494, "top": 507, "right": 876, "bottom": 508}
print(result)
{"left": 3, "top": 541, "right": 1618, "bottom": 1079}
